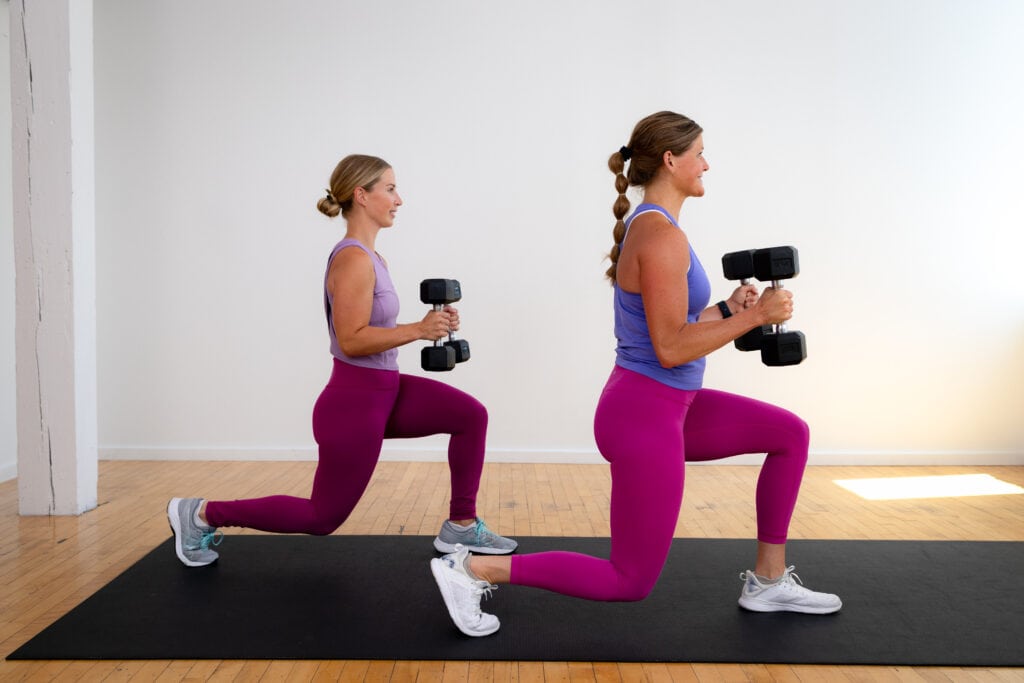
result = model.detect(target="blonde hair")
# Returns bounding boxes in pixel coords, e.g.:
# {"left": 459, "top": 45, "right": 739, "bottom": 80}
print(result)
{"left": 606, "top": 111, "right": 703, "bottom": 282}
{"left": 317, "top": 154, "right": 392, "bottom": 218}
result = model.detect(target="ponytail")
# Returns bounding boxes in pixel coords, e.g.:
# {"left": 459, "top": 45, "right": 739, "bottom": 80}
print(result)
{"left": 606, "top": 150, "right": 631, "bottom": 282}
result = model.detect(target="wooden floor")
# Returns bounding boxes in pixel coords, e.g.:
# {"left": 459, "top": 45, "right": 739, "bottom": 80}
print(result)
{"left": 2, "top": 461, "right": 1023, "bottom": 682}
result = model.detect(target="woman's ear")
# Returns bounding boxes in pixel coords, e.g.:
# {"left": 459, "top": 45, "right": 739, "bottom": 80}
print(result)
{"left": 663, "top": 150, "right": 675, "bottom": 168}
{"left": 354, "top": 186, "right": 366, "bottom": 206}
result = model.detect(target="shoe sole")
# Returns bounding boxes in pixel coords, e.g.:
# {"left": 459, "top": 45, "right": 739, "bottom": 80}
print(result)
{"left": 738, "top": 595, "right": 842, "bottom": 614}
{"left": 433, "top": 537, "right": 518, "bottom": 555}
{"left": 429, "top": 558, "right": 500, "bottom": 637}
{"left": 167, "top": 497, "right": 217, "bottom": 568}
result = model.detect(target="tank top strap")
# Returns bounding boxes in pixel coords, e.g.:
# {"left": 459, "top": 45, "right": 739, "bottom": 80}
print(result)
{"left": 620, "top": 203, "right": 680, "bottom": 248}
{"left": 328, "top": 237, "right": 374, "bottom": 265}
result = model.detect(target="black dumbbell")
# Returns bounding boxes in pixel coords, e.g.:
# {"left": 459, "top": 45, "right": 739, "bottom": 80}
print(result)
{"left": 721, "top": 249, "right": 772, "bottom": 352}
{"left": 751, "top": 246, "right": 806, "bottom": 366}
{"left": 419, "top": 279, "right": 470, "bottom": 371}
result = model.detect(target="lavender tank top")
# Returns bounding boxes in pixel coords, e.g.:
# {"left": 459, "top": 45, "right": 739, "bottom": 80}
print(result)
{"left": 323, "top": 238, "right": 400, "bottom": 371}
{"left": 613, "top": 203, "right": 711, "bottom": 390}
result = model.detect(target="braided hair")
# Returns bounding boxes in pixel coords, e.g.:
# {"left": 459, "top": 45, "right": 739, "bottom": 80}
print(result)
{"left": 605, "top": 112, "right": 703, "bottom": 282}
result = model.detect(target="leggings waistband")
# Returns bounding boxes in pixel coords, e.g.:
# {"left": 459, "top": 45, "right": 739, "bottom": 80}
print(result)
{"left": 326, "top": 358, "right": 400, "bottom": 391}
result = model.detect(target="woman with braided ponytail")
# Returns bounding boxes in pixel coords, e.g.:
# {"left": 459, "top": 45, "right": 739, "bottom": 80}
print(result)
{"left": 431, "top": 112, "right": 840, "bottom": 638}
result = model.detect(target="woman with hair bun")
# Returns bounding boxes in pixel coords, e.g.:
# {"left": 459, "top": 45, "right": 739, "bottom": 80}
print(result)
{"left": 430, "top": 113, "right": 840, "bottom": 638}
{"left": 167, "top": 154, "right": 517, "bottom": 568}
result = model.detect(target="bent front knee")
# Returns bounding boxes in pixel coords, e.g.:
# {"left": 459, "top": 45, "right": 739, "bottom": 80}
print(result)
{"left": 793, "top": 415, "right": 810, "bottom": 447}
{"left": 307, "top": 516, "right": 346, "bottom": 536}
{"left": 775, "top": 411, "right": 810, "bottom": 457}
{"left": 465, "top": 398, "right": 488, "bottom": 429}
{"left": 612, "top": 576, "right": 658, "bottom": 602}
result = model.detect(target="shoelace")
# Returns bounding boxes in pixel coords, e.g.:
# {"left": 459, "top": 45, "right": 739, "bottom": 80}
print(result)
{"left": 471, "top": 581, "right": 499, "bottom": 605}
{"left": 473, "top": 519, "right": 503, "bottom": 546}
{"left": 777, "top": 569, "right": 826, "bottom": 599}
{"left": 199, "top": 529, "right": 224, "bottom": 550}
{"left": 783, "top": 567, "right": 803, "bottom": 587}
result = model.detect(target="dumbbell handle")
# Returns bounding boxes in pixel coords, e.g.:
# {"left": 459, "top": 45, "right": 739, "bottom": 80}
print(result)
{"left": 427, "top": 302, "right": 466, "bottom": 344}
{"left": 430, "top": 303, "right": 446, "bottom": 348}
{"left": 770, "top": 278, "right": 786, "bottom": 335}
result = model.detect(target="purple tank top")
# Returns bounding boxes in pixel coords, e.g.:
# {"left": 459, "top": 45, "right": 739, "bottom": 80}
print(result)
{"left": 613, "top": 203, "right": 711, "bottom": 390}
{"left": 323, "top": 238, "right": 400, "bottom": 370}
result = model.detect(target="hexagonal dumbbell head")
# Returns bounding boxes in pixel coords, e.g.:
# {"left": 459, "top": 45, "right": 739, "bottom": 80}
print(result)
{"left": 420, "top": 278, "right": 462, "bottom": 305}
{"left": 735, "top": 326, "right": 768, "bottom": 352}
{"left": 761, "top": 330, "right": 806, "bottom": 366}
{"left": 721, "top": 249, "right": 756, "bottom": 282}
{"left": 445, "top": 338, "right": 470, "bottom": 363}
{"left": 752, "top": 246, "right": 799, "bottom": 282}
{"left": 421, "top": 345, "right": 456, "bottom": 372}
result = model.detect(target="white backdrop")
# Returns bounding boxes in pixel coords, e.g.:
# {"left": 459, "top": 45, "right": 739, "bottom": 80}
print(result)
{"left": 6, "top": 0, "right": 1023, "bottom": 475}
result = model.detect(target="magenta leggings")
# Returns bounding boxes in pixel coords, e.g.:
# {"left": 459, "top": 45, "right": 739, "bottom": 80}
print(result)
{"left": 205, "top": 359, "right": 487, "bottom": 534}
{"left": 510, "top": 365, "right": 809, "bottom": 601}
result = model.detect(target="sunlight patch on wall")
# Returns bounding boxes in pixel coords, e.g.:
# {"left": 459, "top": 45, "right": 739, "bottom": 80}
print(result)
{"left": 834, "top": 474, "right": 1024, "bottom": 501}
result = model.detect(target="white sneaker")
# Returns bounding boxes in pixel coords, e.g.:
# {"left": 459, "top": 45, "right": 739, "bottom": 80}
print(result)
{"left": 430, "top": 544, "right": 500, "bottom": 637}
{"left": 738, "top": 566, "right": 842, "bottom": 614}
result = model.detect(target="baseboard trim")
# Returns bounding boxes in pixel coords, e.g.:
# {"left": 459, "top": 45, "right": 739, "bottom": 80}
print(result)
{"left": 98, "top": 446, "right": 1024, "bottom": 466}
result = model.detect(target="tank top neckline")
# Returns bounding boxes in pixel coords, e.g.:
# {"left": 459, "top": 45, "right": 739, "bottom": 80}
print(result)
{"left": 629, "top": 202, "right": 680, "bottom": 228}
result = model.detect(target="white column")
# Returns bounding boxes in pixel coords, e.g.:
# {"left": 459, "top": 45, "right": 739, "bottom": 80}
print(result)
{"left": 1, "top": 2, "right": 18, "bottom": 484}
{"left": 10, "top": 0, "right": 97, "bottom": 515}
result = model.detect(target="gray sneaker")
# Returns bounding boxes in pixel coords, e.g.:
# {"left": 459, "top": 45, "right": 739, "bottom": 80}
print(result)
{"left": 433, "top": 518, "right": 518, "bottom": 555}
{"left": 167, "top": 497, "right": 222, "bottom": 567}
{"left": 430, "top": 544, "right": 500, "bottom": 637}
{"left": 738, "top": 566, "right": 842, "bottom": 614}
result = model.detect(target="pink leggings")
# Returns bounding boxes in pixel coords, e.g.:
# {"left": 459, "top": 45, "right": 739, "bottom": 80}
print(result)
{"left": 205, "top": 359, "right": 486, "bottom": 534}
{"left": 510, "top": 365, "right": 809, "bottom": 601}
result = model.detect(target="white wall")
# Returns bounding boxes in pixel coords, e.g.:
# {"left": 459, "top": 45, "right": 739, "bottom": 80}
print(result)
{"left": 91, "top": 0, "right": 1024, "bottom": 466}
{"left": 1, "top": 1, "right": 18, "bottom": 482}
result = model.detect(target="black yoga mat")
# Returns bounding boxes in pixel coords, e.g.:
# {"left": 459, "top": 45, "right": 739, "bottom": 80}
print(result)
{"left": 8, "top": 536, "right": 1022, "bottom": 665}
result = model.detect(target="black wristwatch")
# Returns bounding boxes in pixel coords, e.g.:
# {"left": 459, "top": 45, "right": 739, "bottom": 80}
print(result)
{"left": 716, "top": 300, "right": 732, "bottom": 318}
